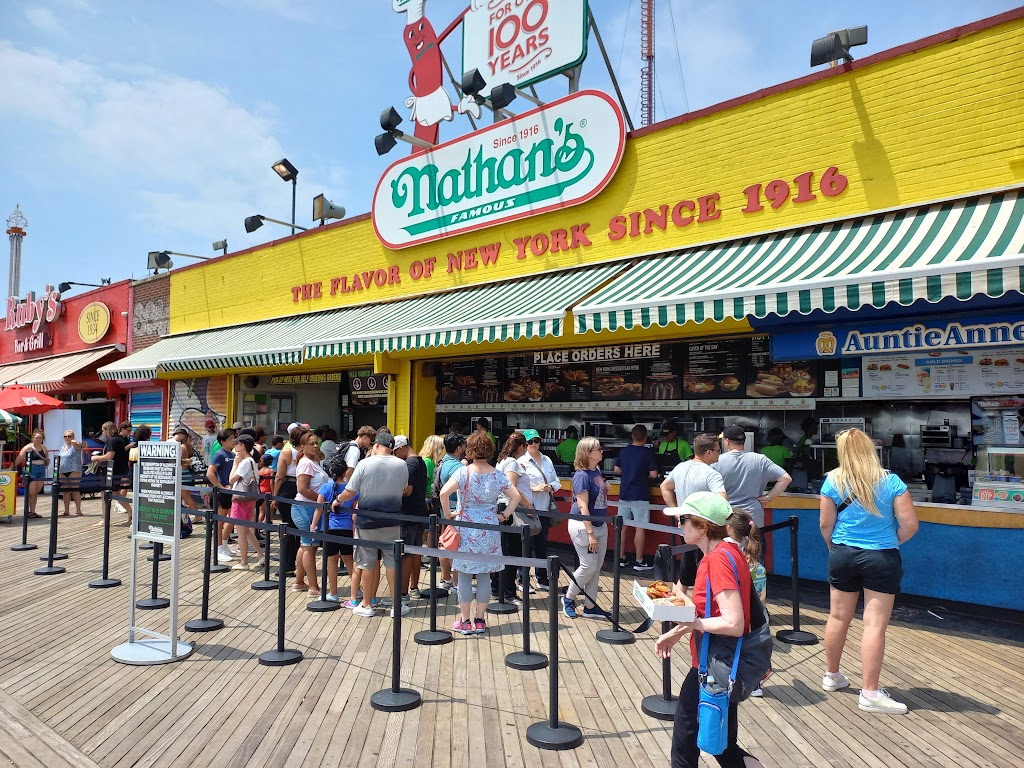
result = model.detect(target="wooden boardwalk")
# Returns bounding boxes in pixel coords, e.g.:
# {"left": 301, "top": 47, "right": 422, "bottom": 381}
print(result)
{"left": 1, "top": 498, "right": 1022, "bottom": 767}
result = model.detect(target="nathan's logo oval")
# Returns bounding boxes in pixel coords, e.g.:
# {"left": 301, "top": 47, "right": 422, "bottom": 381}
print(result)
{"left": 372, "top": 90, "right": 625, "bottom": 249}
{"left": 0, "top": 474, "right": 12, "bottom": 486}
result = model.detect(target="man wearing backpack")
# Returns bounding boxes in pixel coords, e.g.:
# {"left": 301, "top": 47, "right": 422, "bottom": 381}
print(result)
{"left": 433, "top": 432, "right": 467, "bottom": 592}
{"left": 341, "top": 425, "right": 377, "bottom": 482}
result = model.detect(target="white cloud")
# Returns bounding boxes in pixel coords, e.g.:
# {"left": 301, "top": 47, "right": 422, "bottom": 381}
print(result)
{"left": 213, "top": 0, "right": 321, "bottom": 23}
{"left": 24, "top": 7, "right": 63, "bottom": 34}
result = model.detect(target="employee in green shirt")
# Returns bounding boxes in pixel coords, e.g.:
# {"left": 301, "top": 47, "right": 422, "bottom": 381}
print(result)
{"left": 656, "top": 421, "right": 693, "bottom": 461}
{"left": 555, "top": 425, "right": 579, "bottom": 464}
{"left": 760, "top": 427, "right": 793, "bottom": 468}
{"left": 797, "top": 417, "right": 818, "bottom": 456}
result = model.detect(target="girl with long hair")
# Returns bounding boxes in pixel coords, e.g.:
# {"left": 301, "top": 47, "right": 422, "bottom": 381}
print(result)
{"left": 819, "top": 428, "right": 919, "bottom": 714}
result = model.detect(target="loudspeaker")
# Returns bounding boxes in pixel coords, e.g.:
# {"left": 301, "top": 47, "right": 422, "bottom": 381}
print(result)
{"left": 313, "top": 194, "right": 346, "bottom": 223}
{"left": 243, "top": 376, "right": 260, "bottom": 388}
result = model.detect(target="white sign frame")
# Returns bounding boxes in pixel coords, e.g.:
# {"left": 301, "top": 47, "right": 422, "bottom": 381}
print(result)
{"left": 462, "top": 0, "right": 589, "bottom": 90}
{"left": 373, "top": 89, "right": 625, "bottom": 249}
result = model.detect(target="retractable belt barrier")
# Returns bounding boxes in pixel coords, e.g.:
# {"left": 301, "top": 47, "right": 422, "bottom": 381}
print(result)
{"left": 754, "top": 515, "right": 817, "bottom": 646}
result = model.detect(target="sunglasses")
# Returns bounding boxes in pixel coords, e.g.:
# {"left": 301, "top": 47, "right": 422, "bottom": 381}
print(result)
{"left": 589, "top": 447, "right": 604, "bottom": 453}
{"left": 528, "top": 439, "right": 541, "bottom": 445}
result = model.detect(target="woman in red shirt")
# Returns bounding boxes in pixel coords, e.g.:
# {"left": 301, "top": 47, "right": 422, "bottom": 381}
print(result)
{"left": 656, "top": 492, "right": 764, "bottom": 768}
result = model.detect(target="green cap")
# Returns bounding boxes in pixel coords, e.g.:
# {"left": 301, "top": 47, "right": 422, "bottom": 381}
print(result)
{"left": 522, "top": 428, "right": 541, "bottom": 441}
{"left": 666, "top": 491, "right": 733, "bottom": 525}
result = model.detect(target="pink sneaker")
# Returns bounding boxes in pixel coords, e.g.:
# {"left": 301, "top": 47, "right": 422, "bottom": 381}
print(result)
{"left": 452, "top": 618, "right": 473, "bottom": 635}
{"left": 473, "top": 619, "right": 487, "bottom": 635}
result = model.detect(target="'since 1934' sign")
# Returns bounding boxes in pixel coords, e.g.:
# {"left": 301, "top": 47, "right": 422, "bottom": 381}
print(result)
{"left": 372, "top": 90, "right": 625, "bottom": 249}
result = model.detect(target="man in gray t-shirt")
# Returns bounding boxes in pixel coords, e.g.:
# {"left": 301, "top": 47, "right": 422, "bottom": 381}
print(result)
{"left": 713, "top": 426, "right": 791, "bottom": 526}
{"left": 660, "top": 433, "right": 727, "bottom": 507}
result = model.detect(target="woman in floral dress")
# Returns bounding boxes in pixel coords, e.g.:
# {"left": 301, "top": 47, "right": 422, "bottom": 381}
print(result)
{"left": 439, "top": 431, "right": 521, "bottom": 635}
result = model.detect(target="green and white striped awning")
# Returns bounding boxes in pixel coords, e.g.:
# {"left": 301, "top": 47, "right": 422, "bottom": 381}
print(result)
{"left": 305, "top": 264, "right": 623, "bottom": 359}
{"left": 575, "top": 190, "right": 1024, "bottom": 333}
{"left": 97, "top": 315, "right": 328, "bottom": 380}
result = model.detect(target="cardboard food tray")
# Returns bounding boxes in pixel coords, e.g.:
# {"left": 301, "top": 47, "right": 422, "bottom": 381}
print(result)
{"left": 633, "top": 581, "right": 695, "bottom": 622}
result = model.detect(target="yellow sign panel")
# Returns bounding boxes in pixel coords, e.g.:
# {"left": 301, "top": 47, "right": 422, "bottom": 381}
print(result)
{"left": 0, "top": 471, "right": 17, "bottom": 517}
{"left": 78, "top": 301, "right": 111, "bottom": 344}
{"left": 170, "top": 15, "right": 1024, "bottom": 335}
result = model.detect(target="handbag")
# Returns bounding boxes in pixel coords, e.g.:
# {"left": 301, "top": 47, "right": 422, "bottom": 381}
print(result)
{"left": 704, "top": 551, "right": 775, "bottom": 703}
{"left": 697, "top": 570, "right": 740, "bottom": 756}
{"left": 512, "top": 505, "right": 542, "bottom": 535}
{"left": 439, "top": 465, "right": 470, "bottom": 551}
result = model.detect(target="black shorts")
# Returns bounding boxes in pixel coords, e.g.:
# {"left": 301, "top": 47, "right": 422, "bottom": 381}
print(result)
{"left": 324, "top": 528, "right": 353, "bottom": 558}
{"left": 828, "top": 543, "right": 903, "bottom": 595}
{"left": 402, "top": 522, "right": 426, "bottom": 548}
{"left": 218, "top": 491, "right": 233, "bottom": 511}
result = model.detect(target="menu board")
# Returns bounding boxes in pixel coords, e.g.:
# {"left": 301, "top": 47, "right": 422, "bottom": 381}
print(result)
{"left": 863, "top": 347, "right": 1024, "bottom": 397}
{"left": 591, "top": 361, "right": 644, "bottom": 400}
{"left": 503, "top": 356, "right": 544, "bottom": 404}
{"left": 746, "top": 336, "right": 819, "bottom": 398}
{"left": 683, "top": 339, "right": 745, "bottom": 399}
{"left": 438, "top": 361, "right": 478, "bottom": 404}
{"left": 348, "top": 370, "right": 390, "bottom": 406}
{"left": 645, "top": 347, "right": 682, "bottom": 400}
{"left": 559, "top": 365, "right": 592, "bottom": 402}
{"left": 478, "top": 357, "right": 504, "bottom": 404}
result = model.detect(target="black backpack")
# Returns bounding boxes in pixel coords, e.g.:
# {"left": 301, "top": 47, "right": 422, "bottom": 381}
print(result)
{"left": 430, "top": 455, "right": 460, "bottom": 510}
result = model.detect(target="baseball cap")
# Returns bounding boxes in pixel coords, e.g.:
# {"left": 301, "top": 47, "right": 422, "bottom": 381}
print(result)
{"left": 375, "top": 432, "right": 396, "bottom": 449}
{"left": 232, "top": 421, "right": 244, "bottom": 429}
{"left": 204, "top": 418, "right": 216, "bottom": 427}
{"left": 665, "top": 491, "right": 734, "bottom": 525}
{"left": 235, "top": 434, "right": 255, "bottom": 450}
{"left": 522, "top": 429, "right": 541, "bottom": 442}
{"left": 172, "top": 426, "right": 189, "bottom": 437}
{"left": 722, "top": 425, "right": 746, "bottom": 442}
{"left": 393, "top": 435, "right": 409, "bottom": 449}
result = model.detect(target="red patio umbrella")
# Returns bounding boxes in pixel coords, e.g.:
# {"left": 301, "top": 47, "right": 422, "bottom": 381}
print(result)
{"left": 0, "top": 384, "right": 66, "bottom": 415}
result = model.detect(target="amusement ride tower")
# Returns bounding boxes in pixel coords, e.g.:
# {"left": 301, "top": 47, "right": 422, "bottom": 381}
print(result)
{"left": 6, "top": 205, "right": 26, "bottom": 298}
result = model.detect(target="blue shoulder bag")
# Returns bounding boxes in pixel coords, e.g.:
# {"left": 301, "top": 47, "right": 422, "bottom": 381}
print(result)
{"left": 696, "top": 554, "right": 745, "bottom": 756}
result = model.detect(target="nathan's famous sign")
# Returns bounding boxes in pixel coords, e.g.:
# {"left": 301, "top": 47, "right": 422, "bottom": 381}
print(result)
{"left": 373, "top": 90, "right": 626, "bottom": 249}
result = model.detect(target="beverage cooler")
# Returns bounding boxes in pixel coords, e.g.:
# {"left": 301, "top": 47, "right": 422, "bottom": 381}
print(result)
{"left": 970, "top": 396, "right": 1024, "bottom": 509}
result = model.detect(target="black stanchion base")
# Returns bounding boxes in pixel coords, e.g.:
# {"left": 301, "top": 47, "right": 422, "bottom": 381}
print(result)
{"left": 486, "top": 601, "right": 518, "bottom": 615}
{"left": 414, "top": 629, "right": 454, "bottom": 646}
{"left": 596, "top": 628, "right": 636, "bottom": 646}
{"left": 307, "top": 599, "right": 341, "bottom": 613}
{"left": 776, "top": 629, "right": 818, "bottom": 646}
{"left": 208, "top": 564, "right": 230, "bottom": 574}
{"left": 258, "top": 648, "right": 303, "bottom": 667}
{"left": 640, "top": 694, "right": 678, "bottom": 720}
{"left": 136, "top": 597, "right": 171, "bottom": 610}
{"left": 525, "top": 722, "right": 584, "bottom": 751}
{"left": 40, "top": 552, "right": 68, "bottom": 561}
{"left": 146, "top": 553, "right": 171, "bottom": 562}
{"left": 138, "top": 542, "right": 155, "bottom": 550}
{"left": 370, "top": 688, "right": 422, "bottom": 712}
{"left": 505, "top": 651, "right": 548, "bottom": 671}
{"left": 10, "top": 543, "right": 38, "bottom": 552}
{"left": 251, "top": 580, "right": 277, "bottom": 591}
{"left": 185, "top": 617, "right": 225, "bottom": 632}
{"left": 88, "top": 578, "right": 121, "bottom": 589}
{"left": 419, "top": 587, "right": 449, "bottom": 601}
{"left": 34, "top": 565, "right": 65, "bottom": 576}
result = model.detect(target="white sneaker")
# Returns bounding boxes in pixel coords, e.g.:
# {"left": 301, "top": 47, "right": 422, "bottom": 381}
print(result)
{"left": 231, "top": 563, "right": 250, "bottom": 571}
{"left": 438, "top": 579, "right": 454, "bottom": 592}
{"left": 822, "top": 672, "right": 850, "bottom": 691}
{"left": 390, "top": 604, "right": 411, "bottom": 617}
{"left": 352, "top": 605, "right": 375, "bottom": 618}
{"left": 749, "top": 686, "right": 763, "bottom": 698}
{"left": 858, "top": 689, "right": 907, "bottom": 714}
{"left": 217, "top": 546, "right": 234, "bottom": 562}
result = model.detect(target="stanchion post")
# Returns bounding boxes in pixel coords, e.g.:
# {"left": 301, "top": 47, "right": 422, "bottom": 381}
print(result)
{"left": 526, "top": 555, "right": 582, "bottom": 750}
{"left": 415, "top": 514, "right": 453, "bottom": 646}
{"left": 488, "top": 515, "right": 518, "bottom": 615}
{"left": 776, "top": 515, "right": 818, "bottom": 645}
{"left": 208, "top": 493, "right": 228, "bottom": 573}
{"left": 137, "top": 542, "right": 170, "bottom": 609}
{"left": 186, "top": 507, "right": 224, "bottom": 632}
{"left": 251, "top": 493, "right": 276, "bottom": 591}
{"left": 34, "top": 463, "right": 66, "bottom": 575}
{"left": 11, "top": 467, "right": 37, "bottom": 552}
{"left": 89, "top": 489, "right": 121, "bottom": 588}
{"left": 309, "top": 505, "right": 340, "bottom": 612}
{"left": 506, "top": 528, "right": 547, "bottom": 670}
{"left": 259, "top": 524, "right": 303, "bottom": 666}
{"left": 641, "top": 544, "right": 677, "bottom": 720}
{"left": 371, "top": 539, "right": 422, "bottom": 711}
{"left": 597, "top": 515, "right": 635, "bottom": 645}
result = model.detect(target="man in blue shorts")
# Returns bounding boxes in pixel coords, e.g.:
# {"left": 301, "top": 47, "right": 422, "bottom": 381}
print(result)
{"left": 614, "top": 424, "right": 658, "bottom": 570}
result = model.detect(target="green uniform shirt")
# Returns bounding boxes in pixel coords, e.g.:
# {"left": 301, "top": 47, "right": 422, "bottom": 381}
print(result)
{"left": 658, "top": 439, "right": 693, "bottom": 461}
{"left": 555, "top": 438, "right": 578, "bottom": 463}
{"left": 760, "top": 445, "right": 792, "bottom": 468}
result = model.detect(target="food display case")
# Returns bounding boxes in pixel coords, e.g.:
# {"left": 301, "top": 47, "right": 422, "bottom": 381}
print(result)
{"left": 972, "top": 445, "right": 1024, "bottom": 510}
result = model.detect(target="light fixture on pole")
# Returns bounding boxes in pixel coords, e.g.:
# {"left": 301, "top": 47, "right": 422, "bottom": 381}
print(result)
{"left": 374, "top": 107, "right": 436, "bottom": 156}
{"left": 461, "top": 69, "right": 517, "bottom": 117}
{"left": 810, "top": 26, "right": 868, "bottom": 67}
{"left": 244, "top": 215, "right": 309, "bottom": 234}
{"left": 313, "top": 194, "right": 346, "bottom": 226}
{"left": 271, "top": 158, "right": 299, "bottom": 235}
{"left": 212, "top": 239, "right": 228, "bottom": 255}
{"left": 57, "top": 279, "right": 112, "bottom": 293}
{"left": 146, "top": 250, "right": 211, "bottom": 273}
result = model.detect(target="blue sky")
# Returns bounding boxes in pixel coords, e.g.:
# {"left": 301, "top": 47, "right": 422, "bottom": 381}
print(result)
{"left": 0, "top": 0, "right": 1016, "bottom": 296}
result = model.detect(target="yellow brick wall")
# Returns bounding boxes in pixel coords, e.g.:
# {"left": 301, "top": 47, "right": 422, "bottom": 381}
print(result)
{"left": 171, "top": 16, "right": 1024, "bottom": 334}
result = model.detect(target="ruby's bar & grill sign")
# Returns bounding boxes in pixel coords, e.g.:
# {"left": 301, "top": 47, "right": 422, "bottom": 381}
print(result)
{"left": 5, "top": 285, "right": 62, "bottom": 353}
{"left": 372, "top": 90, "right": 626, "bottom": 249}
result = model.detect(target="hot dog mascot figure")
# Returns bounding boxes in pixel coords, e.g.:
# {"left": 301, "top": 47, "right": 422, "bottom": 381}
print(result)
{"left": 392, "top": 0, "right": 481, "bottom": 151}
